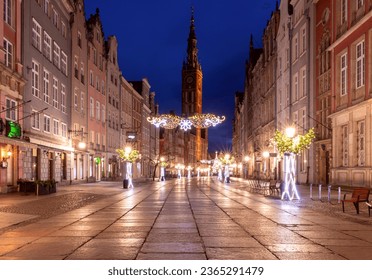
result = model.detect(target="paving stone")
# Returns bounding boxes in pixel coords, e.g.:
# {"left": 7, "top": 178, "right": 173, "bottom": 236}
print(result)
{"left": 140, "top": 242, "right": 204, "bottom": 253}
{"left": 206, "top": 247, "right": 277, "bottom": 260}
{"left": 66, "top": 246, "right": 139, "bottom": 260}
{"left": 202, "top": 236, "right": 262, "bottom": 247}
{"left": 136, "top": 253, "right": 207, "bottom": 260}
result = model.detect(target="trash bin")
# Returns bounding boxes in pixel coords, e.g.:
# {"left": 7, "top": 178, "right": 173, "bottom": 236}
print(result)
{"left": 123, "top": 179, "right": 128, "bottom": 189}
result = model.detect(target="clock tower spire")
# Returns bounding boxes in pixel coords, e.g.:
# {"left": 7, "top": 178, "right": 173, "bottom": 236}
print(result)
{"left": 181, "top": 7, "right": 207, "bottom": 166}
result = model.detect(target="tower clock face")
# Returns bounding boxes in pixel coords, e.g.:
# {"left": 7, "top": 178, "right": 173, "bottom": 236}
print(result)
{"left": 186, "top": 76, "right": 194, "bottom": 84}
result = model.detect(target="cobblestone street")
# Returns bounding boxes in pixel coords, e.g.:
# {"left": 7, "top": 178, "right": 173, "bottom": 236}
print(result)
{"left": 0, "top": 178, "right": 371, "bottom": 260}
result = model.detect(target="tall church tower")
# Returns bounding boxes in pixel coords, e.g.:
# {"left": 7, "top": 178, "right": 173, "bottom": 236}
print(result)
{"left": 182, "top": 8, "right": 208, "bottom": 166}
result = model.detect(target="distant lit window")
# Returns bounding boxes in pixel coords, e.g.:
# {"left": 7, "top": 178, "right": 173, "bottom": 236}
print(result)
{"left": 356, "top": 40, "right": 365, "bottom": 88}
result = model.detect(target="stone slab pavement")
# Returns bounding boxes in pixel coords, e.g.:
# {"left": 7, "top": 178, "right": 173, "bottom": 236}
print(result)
{"left": 0, "top": 177, "right": 371, "bottom": 260}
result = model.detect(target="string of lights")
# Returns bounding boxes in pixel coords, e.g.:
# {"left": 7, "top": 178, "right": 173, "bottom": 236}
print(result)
{"left": 147, "top": 113, "right": 225, "bottom": 131}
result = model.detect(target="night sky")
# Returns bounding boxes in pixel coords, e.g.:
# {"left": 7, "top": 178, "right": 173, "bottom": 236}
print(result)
{"left": 84, "top": 0, "right": 278, "bottom": 153}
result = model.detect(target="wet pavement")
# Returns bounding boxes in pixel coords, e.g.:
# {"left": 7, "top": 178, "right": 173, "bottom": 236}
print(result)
{"left": 0, "top": 177, "right": 371, "bottom": 260}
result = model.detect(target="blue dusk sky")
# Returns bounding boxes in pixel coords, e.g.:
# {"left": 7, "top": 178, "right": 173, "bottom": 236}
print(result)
{"left": 84, "top": 0, "right": 278, "bottom": 153}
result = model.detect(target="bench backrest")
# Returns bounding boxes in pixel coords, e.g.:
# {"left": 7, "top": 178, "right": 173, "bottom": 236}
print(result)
{"left": 351, "top": 188, "right": 370, "bottom": 200}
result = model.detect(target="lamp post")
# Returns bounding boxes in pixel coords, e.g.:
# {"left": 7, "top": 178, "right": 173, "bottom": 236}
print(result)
{"left": 262, "top": 151, "right": 270, "bottom": 179}
{"left": 244, "top": 156, "right": 250, "bottom": 179}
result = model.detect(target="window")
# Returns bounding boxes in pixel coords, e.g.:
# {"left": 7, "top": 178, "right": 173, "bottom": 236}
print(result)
{"left": 44, "top": 0, "right": 49, "bottom": 15}
{"left": 90, "top": 71, "right": 93, "bottom": 86}
{"left": 96, "top": 101, "right": 100, "bottom": 120}
{"left": 44, "top": 115, "right": 51, "bottom": 133}
{"left": 293, "top": 35, "right": 298, "bottom": 60}
{"left": 342, "top": 125, "right": 348, "bottom": 166}
{"left": 53, "top": 119, "right": 59, "bottom": 135}
{"left": 77, "top": 31, "right": 82, "bottom": 48}
{"left": 90, "top": 131, "right": 95, "bottom": 144}
{"left": 90, "top": 97, "right": 94, "bottom": 118}
{"left": 74, "top": 88, "right": 78, "bottom": 110}
{"left": 102, "top": 105, "right": 105, "bottom": 123}
{"left": 293, "top": 73, "right": 299, "bottom": 101}
{"left": 96, "top": 76, "right": 99, "bottom": 90}
{"left": 341, "top": 0, "right": 347, "bottom": 24}
{"left": 356, "top": 40, "right": 365, "bottom": 88}
{"left": 4, "top": 0, "right": 12, "bottom": 25}
{"left": 31, "top": 110, "right": 40, "bottom": 129}
{"left": 61, "top": 122, "right": 67, "bottom": 138}
{"left": 32, "top": 60, "right": 40, "bottom": 98}
{"left": 101, "top": 81, "right": 105, "bottom": 95}
{"left": 53, "top": 42, "right": 60, "bottom": 68}
{"left": 61, "top": 84, "right": 66, "bottom": 113}
{"left": 43, "top": 32, "right": 52, "bottom": 60}
{"left": 340, "top": 53, "right": 347, "bottom": 96}
{"left": 43, "top": 69, "right": 50, "bottom": 103}
{"left": 93, "top": 48, "right": 97, "bottom": 65}
{"left": 61, "top": 51, "right": 67, "bottom": 75}
{"left": 32, "top": 19, "right": 42, "bottom": 51}
{"left": 5, "top": 98, "right": 16, "bottom": 121}
{"left": 81, "top": 92, "right": 84, "bottom": 113}
{"left": 95, "top": 132, "right": 99, "bottom": 146}
{"left": 52, "top": 8, "right": 58, "bottom": 28}
{"left": 3, "top": 39, "right": 13, "bottom": 69}
{"left": 301, "top": 67, "right": 306, "bottom": 98}
{"left": 74, "top": 56, "right": 78, "bottom": 78}
{"left": 301, "top": 26, "right": 306, "bottom": 54}
{"left": 356, "top": 0, "right": 364, "bottom": 10}
{"left": 357, "top": 120, "right": 365, "bottom": 166}
{"left": 61, "top": 22, "right": 66, "bottom": 38}
{"left": 53, "top": 77, "right": 58, "bottom": 108}
{"left": 80, "top": 63, "right": 85, "bottom": 84}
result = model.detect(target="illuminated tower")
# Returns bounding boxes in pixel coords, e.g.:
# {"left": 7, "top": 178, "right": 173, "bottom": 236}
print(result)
{"left": 181, "top": 8, "right": 207, "bottom": 166}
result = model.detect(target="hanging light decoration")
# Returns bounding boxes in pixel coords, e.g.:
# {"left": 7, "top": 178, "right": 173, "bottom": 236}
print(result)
{"left": 189, "top": 113, "right": 226, "bottom": 128}
{"left": 147, "top": 113, "right": 225, "bottom": 131}
{"left": 147, "top": 114, "right": 181, "bottom": 129}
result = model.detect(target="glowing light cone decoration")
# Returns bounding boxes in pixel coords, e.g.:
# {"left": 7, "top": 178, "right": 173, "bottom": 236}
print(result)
{"left": 159, "top": 158, "right": 167, "bottom": 181}
{"left": 273, "top": 127, "right": 315, "bottom": 200}
{"left": 147, "top": 113, "right": 225, "bottom": 131}
{"left": 116, "top": 146, "right": 140, "bottom": 188}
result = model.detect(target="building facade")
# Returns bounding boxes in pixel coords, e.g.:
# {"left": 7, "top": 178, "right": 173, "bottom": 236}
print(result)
{"left": 22, "top": 0, "right": 73, "bottom": 184}
{"left": 328, "top": 0, "right": 372, "bottom": 186}
{"left": 70, "top": 0, "right": 88, "bottom": 183}
{"left": 0, "top": 0, "right": 27, "bottom": 192}
{"left": 86, "top": 9, "right": 106, "bottom": 182}
{"left": 105, "top": 35, "right": 121, "bottom": 179}
{"left": 314, "top": 0, "right": 333, "bottom": 186}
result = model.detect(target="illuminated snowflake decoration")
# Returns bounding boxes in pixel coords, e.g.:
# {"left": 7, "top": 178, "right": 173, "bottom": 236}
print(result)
{"left": 179, "top": 119, "right": 192, "bottom": 131}
{"left": 189, "top": 113, "right": 226, "bottom": 128}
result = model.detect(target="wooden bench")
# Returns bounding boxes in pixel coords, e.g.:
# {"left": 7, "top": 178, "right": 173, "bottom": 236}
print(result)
{"left": 366, "top": 201, "right": 372, "bottom": 217}
{"left": 269, "top": 180, "right": 281, "bottom": 197}
{"left": 341, "top": 187, "right": 370, "bottom": 214}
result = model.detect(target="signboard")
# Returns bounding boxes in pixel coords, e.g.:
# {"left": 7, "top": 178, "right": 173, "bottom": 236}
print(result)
{"left": 6, "top": 121, "right": 21, "bottom": 139}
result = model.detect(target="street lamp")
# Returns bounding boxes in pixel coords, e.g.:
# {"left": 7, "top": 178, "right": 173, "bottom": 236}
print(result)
{"left": 160, "top": 157, "right": 166, "bottom": 181}
{"left": 262, "top": 151, "right": 270, "bottom": 178}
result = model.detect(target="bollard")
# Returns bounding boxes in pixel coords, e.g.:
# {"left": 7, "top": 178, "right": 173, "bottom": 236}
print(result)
{"left": 327, "top": 185, "right": 331, "bottom": 202}
{"left": 338, "top": 187, "right": 341, "bottom": 204}
{"left": 310, "top": 184, "right": 313, "bottom": 199}
{"left": 318, "top": 184, "right": 322, "bottom": 200}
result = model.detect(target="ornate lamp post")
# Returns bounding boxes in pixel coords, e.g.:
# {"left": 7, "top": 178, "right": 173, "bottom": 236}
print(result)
{"left": 273, "top": 127, "right": 315, "bottom": 200}
{"left": 116, "top": 146, "right": 140, "bottom": 189}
